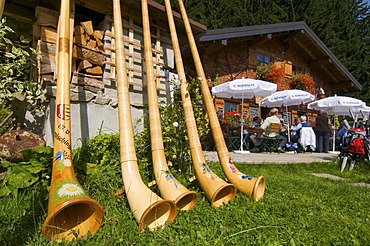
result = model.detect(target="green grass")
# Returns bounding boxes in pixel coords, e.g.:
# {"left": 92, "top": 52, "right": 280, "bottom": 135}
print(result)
{"left": 1, "top": 160, "right": 370, "bottom": 245}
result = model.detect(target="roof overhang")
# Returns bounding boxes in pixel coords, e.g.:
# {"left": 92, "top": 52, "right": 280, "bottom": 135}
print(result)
{"left": 4, "top": 0, "right": 207, "bottom": 35}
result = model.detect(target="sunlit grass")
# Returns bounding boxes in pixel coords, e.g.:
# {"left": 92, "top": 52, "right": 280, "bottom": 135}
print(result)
{"left": 1, "top": 160, "right": 370, "bottom": 245}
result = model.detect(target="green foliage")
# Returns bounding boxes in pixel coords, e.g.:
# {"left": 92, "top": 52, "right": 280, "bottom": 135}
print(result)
{"left": 0, "top": 146, "right": 53, "bottom": 198}
{"left": 2, "top": 160, "right": 370, "bottom": 245}
{"left": 75, "top": 133, "right": 121, "bottom": 166}
{"left": 135, "top": 77, "right": 210, "bottom": 175}
{"left": 187, "top": 77, "right": 210, "bottom": 138}
{"left": 0, "top": 17, "right": 45, "bottom": 113}
{"left": 70, "top": 77, "right": 210, "bottom": 184}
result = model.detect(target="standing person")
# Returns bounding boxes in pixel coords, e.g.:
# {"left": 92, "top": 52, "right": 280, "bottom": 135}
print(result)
{"left": 314, "top": 110, "right": 331, "bottom": 153}
{"left": 260, "top": 108, "right": 287, "bottom": 152}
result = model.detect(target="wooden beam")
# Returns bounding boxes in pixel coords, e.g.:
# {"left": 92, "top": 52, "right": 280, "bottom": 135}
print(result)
{"left": 279, "top": 30, "right": 303, "bottom": 43}
{"left": 308, "top": 57, "right": 331, "bottom": 69}
{"left": 330, "top": 81, "right": 352, "bottom": 93}
{"left": 3, "top": 2, "right": 34, "bottom": 23}
{"left": 247, "top": 36, "right": 270, "bottom": 48}
{"left": 322, "top": 65, "right": 339, "bottom": 84}
{"left": 293, "top": 37, "right": 317, "bottom": 60}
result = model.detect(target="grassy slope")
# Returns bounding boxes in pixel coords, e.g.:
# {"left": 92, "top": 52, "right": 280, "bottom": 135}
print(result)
{"left": 1, "top": 160, "right": 370, "bottom": 245}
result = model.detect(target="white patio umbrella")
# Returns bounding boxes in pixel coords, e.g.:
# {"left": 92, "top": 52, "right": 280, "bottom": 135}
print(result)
{"left": 327, "top": 105, "right": 370, "bottom": 118}
{"left": 212, "top": 78, "right": 277, "bottom": 153}
{"left": 259, "top": 89, "right": 315, "bottom": 142}
{"left": 307, "top": 95, "right": 366, "bottom": 152}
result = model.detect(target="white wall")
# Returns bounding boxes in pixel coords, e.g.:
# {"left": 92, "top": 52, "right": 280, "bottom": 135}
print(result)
{"left": 42, "top": 98, "right": 144, "bottom": 148}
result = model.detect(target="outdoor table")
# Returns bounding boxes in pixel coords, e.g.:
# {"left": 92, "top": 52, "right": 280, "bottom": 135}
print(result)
{"left": 246, "top": 127, "right": 264, "bottom": 135}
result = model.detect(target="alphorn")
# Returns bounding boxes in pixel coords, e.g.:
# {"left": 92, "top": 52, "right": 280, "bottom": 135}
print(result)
{"left": 177, "top": 0, "right": 265, "bottom": 202}
{"left": 0, "top": 0, "right": 5, "bottom": 19}
{"left": 141, "top": 0, "right": 198, "bottom": 210}
{"left": 112, "top": 0, "right": 177, "bottom": 231}
{"left": 163, "top": 0, "right": 237, "bottom": 207}
{"left": 42, "top": 0, "right": 103, "bottom": 240}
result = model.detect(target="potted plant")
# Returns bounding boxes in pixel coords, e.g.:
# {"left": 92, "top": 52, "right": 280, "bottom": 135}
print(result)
{"left": 290, "top": 73, "right": 315, "bottom": 92}
{"left": 256, "top": 63, "right": 285, "bottom": 83}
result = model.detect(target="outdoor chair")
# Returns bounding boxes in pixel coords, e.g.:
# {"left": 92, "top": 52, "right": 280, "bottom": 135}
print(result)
{"left": 257, "top": 123, "right": 281, "bottom": 153}
{"left": 222, "top": 125, "right": 241, "bottom": 151}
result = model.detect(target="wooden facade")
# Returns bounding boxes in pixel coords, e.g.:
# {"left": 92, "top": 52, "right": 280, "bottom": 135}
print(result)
{"left": 194, "top": 22, "right": 361, "bottom": 122}
{"left": 2, "top": 1, "right": 362, "bottom": 135}
{"left": 2, "top": 0, "right": 207, "bottom": 145}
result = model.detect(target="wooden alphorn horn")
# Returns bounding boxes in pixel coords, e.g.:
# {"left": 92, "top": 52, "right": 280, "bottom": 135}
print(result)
{"left": 112, "top": 0, "right": 177, "bottom": 231}
{"left": 177, "top": 0, "right": 265, "bottom": 202}
{"left": 0, "top": 0, "right": 5, "bottom": 20}
{"left": 163, "top": 0, "right": 236, "bottom": 207}
{"left": 42, "top": 0, "right": 103, "bottom": 240}
{"left": 141, "top": 0, "right": 198, "bottom": 210}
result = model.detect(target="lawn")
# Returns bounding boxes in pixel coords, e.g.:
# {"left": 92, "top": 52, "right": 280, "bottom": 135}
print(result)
{"left": 1, "top": 159, "right": 370, "bottom": 245}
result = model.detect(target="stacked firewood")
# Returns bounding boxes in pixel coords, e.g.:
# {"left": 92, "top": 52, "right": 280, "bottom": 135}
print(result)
{"left": 72, "top": 20, "right": 105, "bottom": 76}
{"left": 34, "top": 6, "right": 106, "bottom": 83}
{"left": 33, "top": 6, "right": 58, "bottom": 82}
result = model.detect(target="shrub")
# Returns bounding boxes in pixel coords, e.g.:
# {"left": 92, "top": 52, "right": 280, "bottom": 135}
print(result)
{"left": 0, "top": 18, "right": 46, "bottom": 122}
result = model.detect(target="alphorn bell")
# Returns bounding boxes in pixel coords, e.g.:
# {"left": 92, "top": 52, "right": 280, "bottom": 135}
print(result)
{"left": 112, "top": 0, "right": 177, "bottom": 231}
{"left": 177, "top": 0, "right": 265, "bottom": 201}
{"left": 163, "top": 0, "right": 237, "bottom": 207}
{"left": 42, "top": 0, "right": 103, "bottom": 240}
{"left": 141, "top": 0, "right": 198, "bottom": 210}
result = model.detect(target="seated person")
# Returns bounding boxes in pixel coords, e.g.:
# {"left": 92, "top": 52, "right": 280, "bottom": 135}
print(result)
{"left": 279, "top": 119, "right": 289, "bottom": 138}
{"left": 231, "top": 113, "right": 240, "bottom": 128}
{"left": 251, "top": 116, "right": 262, "bottom": 128}
{"left": 291, "top": 115, "right": 310, "bottom": 142}
{"left": 249, "top": 116, "right": 262, "bottom": 150}
{"left": 257, "top": 108, "right": 287, "bottom": 152}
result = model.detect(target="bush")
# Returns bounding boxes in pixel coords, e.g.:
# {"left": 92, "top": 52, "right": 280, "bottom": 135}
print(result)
{"left": 0, "top": 17, "right": 46, "bottom": 121}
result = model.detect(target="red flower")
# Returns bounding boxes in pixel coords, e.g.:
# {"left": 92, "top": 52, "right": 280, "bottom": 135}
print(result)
{"left": 290, "top": 73, "right": 315, "bottom": 92}
{"left": 256, "top": 64, "right": 285, "bottom": 83}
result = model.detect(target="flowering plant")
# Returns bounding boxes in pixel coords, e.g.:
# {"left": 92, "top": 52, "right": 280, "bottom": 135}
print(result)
{"left": 223, "top": 111, "right": 252, "bottom": 127}
{"left": 290, "top": 73, "right": 315, "bottom": 91}
{"left": 256, "top": 63, "right": 285, "bottom": 83}
{"left": 243, "top": 114, "right": 252, "bottom": 127}
{"left": 223, "top": 111, "right": 238, "bottom": 125}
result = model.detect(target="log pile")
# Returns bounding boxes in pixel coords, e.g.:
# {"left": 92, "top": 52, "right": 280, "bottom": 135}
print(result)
{"left": 73, "top": 20, "right": 106, "bottom": 72}
{"left": 33, "top": 6, "right": 58, "bottom": 81}
{"left": 34, "top": 7, "right": 110, "bottom": 104}
{"left": 71, "top": 21, "right": 106, "bottom": 97}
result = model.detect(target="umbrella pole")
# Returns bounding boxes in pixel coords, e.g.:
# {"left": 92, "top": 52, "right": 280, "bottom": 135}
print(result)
{"left": 332, "top": 112, "right": 336, "bottom": 152}
{"left": 240, "top": 94, "right": 244, "bottom": 151}
{"left": 286, "top": 104, "right": 290, "bottom": 142}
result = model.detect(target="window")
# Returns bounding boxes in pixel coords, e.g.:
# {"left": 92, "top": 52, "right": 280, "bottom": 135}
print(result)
{"left": 257, "top": 54, "right": 271, "bottom": 65}
{"left": 224, "top": 101, "right": 238, "bottom": 113}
